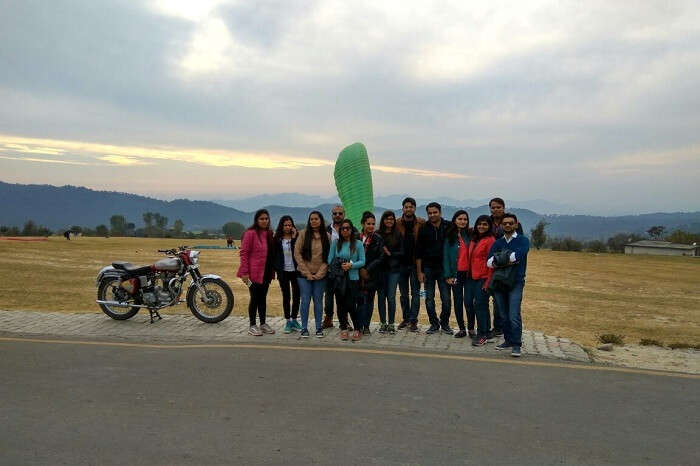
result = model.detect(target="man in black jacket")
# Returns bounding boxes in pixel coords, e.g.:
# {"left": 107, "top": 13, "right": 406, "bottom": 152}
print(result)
{"left": 416, "top": 202, "right": 453, "bottom": 334}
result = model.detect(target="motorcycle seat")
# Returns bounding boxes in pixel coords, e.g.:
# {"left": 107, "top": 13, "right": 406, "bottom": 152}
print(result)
{"left": 112, "top": 261, "right": 152, "bottom": 275}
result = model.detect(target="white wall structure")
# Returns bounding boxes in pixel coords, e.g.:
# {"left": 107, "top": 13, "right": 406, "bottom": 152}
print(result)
{"left": 624, "top": 240, "right": 700, "bottom": 257}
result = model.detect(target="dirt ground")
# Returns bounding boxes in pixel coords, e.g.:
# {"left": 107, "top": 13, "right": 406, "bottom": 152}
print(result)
{"left": 1, "top": 236, "right": 698, "bottom": 372}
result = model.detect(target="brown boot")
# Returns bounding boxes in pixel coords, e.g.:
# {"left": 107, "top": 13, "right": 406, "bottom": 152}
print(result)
{"left": 397, "top": 320, "right": 409, "bottom": 330}
{"left": 409, "top": 322, "right": 419, "bottom": 332}
{"left": 322, "top": 315, "right": 334, "bottom": 329}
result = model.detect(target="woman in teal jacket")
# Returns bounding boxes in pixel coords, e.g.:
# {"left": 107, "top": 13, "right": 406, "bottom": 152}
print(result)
{"left": 328, "top": 219, "right": 366, "bottom": 341}
{"left": 443, "top": 210, "right": 473, "bottom": 338}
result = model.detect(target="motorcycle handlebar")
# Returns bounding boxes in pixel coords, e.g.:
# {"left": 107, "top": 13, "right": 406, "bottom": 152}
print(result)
{"left": 157, "top": 246, "right": 190, "bottom": 255}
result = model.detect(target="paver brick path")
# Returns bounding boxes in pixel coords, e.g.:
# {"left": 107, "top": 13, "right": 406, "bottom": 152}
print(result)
{"left": 0, "top": 310, "right": 590, "bottom": 362}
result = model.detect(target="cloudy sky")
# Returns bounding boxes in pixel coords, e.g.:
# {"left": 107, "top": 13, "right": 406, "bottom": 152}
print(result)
{"left": 1, "top": 0, "right": 699, "bottom": 214}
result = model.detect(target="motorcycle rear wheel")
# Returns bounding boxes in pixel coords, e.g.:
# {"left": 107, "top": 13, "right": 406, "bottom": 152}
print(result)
{"left": 97, "top": 277, "right": 140, "bottom": 320}
{"left": 186, "top": 277, "right": 234, "bottom": 323}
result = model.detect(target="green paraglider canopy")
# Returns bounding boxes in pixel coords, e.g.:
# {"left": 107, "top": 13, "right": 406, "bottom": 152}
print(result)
{"left": 334, "top": 143, "right": 374, "bottom": 227}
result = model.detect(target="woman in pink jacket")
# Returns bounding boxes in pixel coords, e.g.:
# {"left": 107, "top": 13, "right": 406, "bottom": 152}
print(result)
{"left": 237, "top": 209, "right": 276, "bottom": 336}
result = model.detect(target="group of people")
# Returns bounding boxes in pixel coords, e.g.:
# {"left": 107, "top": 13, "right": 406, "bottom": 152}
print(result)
{"left": 236, "top": 197, "right": 530, "bottom": 357}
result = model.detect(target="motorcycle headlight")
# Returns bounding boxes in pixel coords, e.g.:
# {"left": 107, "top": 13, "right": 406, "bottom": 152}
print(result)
{"left": 189, "top": 250, "right": 200, "bottom": 264}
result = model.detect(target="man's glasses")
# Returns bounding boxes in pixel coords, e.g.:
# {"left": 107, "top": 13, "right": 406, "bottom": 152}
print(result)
{"left": 501, "top": 221, "right": 515, "bottom": 226}
{"left": 332, "top": 212, "right": 344, "bottom": 216}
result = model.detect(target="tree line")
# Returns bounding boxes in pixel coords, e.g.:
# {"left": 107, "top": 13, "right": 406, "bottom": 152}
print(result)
{"left": 529, "top": 221, "right": 700, "bottom": 253}
{"left": 0, "top": 212, "right": 247, "bottom": 240}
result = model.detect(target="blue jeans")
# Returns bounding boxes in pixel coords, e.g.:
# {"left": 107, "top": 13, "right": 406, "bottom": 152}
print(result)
{"left": 359, "top": 287, "right": 376, "bottom": 330}
{"left": 377, "top": 271, "right": 400, "bottom": 324}
{"left": 423, "top": 266, "right": 451, "bottom": 328}
{"left": 452, "top": 271, "right": 474, "bottom": 331}
{"left": 469, "top": 278, "right": 491, "bottom": 338}
{"left": 491, "top": 296, "right": 502, "bottom": 332}
{"left": 493, "top": 281, "right": 525, "bottom": 346}
{"left": 398, "top": 264, "right": 420, "bottom": 323}
{"left": 297, "top": 277, "right": 326, "bottom": 331}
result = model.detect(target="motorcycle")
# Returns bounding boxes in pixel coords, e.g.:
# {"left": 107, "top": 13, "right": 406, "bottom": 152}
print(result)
{"left": 95, "top": 246, "right": 234, "bottom": 323}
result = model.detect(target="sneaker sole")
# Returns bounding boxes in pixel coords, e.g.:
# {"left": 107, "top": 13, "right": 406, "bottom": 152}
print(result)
{"left": 511, "top": 352, "right": 521, "bottom": 357}
{"left": 495, "top": 345, "right": 512, "bottom": 350}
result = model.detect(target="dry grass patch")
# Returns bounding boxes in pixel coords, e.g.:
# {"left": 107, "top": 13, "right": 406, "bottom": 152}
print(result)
{"left": 0, "top": 237, "right": 699, "bottom": 347}
{"left": 599, "top": 334, "right": 625, "bottom": 345}
{"left": 639, "top": 338, "right": 664, "bottom": 347}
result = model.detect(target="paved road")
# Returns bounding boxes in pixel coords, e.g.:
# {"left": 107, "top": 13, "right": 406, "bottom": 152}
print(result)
{"left": 0, "top": 310, "right": 590, "bottom": 362}
{"left": 1, "top": 338, "right": 698, "bottom": 465}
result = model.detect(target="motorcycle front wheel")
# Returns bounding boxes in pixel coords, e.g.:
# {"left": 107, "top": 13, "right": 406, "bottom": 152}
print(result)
{"left": 186, "top": 277, "right": 234, "bottom": 323}
{"left": 97, "top": 277, "right": 140, "bottom": 320}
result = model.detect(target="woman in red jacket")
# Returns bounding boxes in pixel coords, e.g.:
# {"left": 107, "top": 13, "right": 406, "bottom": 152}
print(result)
{"left": 469, "top": 215, "right": 496, "bottom": 346}
{"left": 237, "top": 209, "right": 276, "bottom": 336}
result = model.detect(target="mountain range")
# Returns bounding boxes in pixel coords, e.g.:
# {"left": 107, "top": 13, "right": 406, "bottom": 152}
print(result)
{"left": 213, "top": 193, "right": 572, "bottom": 215}
{"left": 2, "top": 181, "right": 699, "bottom": 240}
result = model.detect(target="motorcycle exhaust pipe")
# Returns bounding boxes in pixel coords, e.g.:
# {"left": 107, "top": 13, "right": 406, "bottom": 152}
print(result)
{"left": 96, "top": 300, "right": 151, "bottom": 309}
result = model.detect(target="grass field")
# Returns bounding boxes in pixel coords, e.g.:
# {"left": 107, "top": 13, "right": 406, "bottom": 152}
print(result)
{"left": 1, "top": 236, "right": 698, "bottom": 347}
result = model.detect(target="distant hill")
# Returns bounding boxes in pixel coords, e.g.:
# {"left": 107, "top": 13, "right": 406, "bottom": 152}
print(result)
{"left": 2, "top": 181, "right": 699, "bottom": 240}
{"left": 0, "top": 181, "right": 250, "bottom": 231}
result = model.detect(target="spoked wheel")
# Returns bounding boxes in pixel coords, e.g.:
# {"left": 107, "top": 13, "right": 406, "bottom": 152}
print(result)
{"left": 97, "top": 277, "right": 140, "bottom": 320}
{"left": 186, "top": 277, "right": 234, "bottom": 323}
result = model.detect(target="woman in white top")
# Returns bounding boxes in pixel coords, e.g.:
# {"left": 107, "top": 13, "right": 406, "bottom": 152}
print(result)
{"left": 273, "top": 215, "right": 300, "bottom": 334}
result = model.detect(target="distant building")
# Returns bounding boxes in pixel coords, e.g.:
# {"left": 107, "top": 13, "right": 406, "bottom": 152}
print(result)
{"left": 624, "top": 240, "right": 700, "bottom": 257}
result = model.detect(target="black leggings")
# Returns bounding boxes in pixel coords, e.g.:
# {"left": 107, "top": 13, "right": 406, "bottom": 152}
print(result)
{"left": 278, "top": 271, "right": 300, "bottom": 320}
{"left": 248, "top": 282, "right": 270, "bottom": 326}
{"left": 336, "top": 281, "right": 360, "bottom": 330}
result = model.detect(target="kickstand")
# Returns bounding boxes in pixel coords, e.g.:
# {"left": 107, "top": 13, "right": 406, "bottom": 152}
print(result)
{"left": 149, "top": 308, "right": 162, "bottom": 324}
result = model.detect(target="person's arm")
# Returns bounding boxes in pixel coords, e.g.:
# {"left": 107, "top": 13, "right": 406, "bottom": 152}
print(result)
{"left": 415, "top": 226, "right": 425, "bottom": 281}
{"left": 443, "top": 241, "right": 456, "bottom": 283}
{"left": 351, "top": 240, "right": 365, "bottom": 269}
{"left": 294, "top": 231, "right": 310, "bottom": 278}
{"left": 327, "top": 240, "right": 337, "bottom": 265}
{"left": 511, "top": 236, "right": 530, "bottom": 262}
{"left": 237, "top": 230, "right": 252, "bottom": 279}
{"left": 487, "top": 240, "right": 497, "bottom": 269}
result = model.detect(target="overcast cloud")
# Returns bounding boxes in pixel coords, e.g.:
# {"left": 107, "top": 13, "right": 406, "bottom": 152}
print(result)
{"left": 1, "top": 0, "right": 699, "bottom": 214}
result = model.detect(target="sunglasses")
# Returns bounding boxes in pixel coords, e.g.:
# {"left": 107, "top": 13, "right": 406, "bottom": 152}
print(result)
{"left": 341, "top": 226, "right": 351, "bottom": 231}
{"left": 333, "top": 212, "right": 344, "bottom": 216}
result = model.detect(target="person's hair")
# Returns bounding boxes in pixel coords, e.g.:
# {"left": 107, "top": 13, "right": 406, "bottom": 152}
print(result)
{"left": 502, "top": 212, "right": 518, "bottom": 223}
{"left": 249, "top": 209, "right": 271, "bottom": 231}
{"left": 378, "top": 210, "right": 400, "bottom": 248}
{"left": 489, "top": 197, "right": 505, "bottom": 208}
{"left": 301, "top": 210, "right": 329, "bottom": 262}
{"left": 402, "top": 197, "right": 416, "bottom": 208}
{"left": 361, "top": 211, "right": 375, "bottom": 227}
{"left": 336, "top": 219, "right": 357, "bottom": 254}
{"left": 471, "top": 215, "right": 495, "bottom": 241}
{"left": 446, "top": 210, "right": 469, "bottom": 243}
{"left": 274, "top": 215, "right": 296, "bottom": 243}
{"left": 426, "top": 201, "right": 441, "bottom": 212}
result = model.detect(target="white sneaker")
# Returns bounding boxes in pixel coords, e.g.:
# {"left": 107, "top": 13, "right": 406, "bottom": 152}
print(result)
{"left": 260, "top": 323, "right": 275, "bottom": 334}
{"left": 248, "top": 325, "right": 262, "bottom": 336}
